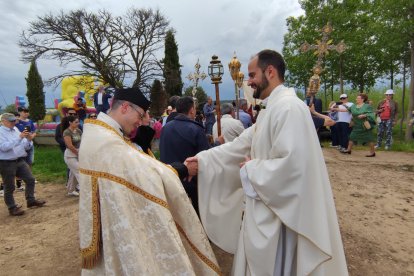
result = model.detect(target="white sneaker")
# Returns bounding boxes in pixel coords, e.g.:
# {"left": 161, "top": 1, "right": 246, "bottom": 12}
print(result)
{"left": 16, "top": 186, "right": 25, "bottom": 192}
{"left": 67, "top": 191, "right": 79, "bottom": 197}
{"left": 374, "top": 144, "right": 380, "bottom": 149}
{"left": 385, "top": 146, "right": 390, "bottom": 150}
{"left": 0, "top": 190, "right": 3, "bottom": 197}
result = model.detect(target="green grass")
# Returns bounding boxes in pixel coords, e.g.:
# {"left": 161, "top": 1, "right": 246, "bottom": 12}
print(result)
{"left": 322, "top": 127, "right": 414, "bottom": 152}
{"left": 32, "top": 145, "right": 66, "bottom": 184}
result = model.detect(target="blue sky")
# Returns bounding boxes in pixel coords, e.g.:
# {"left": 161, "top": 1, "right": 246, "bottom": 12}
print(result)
{"left": 0, "top": 0, "right": 303, "bottom": 108}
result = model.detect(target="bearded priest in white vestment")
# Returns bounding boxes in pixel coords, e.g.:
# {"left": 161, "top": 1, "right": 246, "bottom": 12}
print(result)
{"left": 78, "top": 87, "right": 220, "bottom": 275}
{"left": 191, "top": 50, "right": 348, "bottom": 275}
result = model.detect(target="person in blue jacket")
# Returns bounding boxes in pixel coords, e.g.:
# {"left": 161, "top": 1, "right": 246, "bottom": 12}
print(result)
{"left": 160, "top": 96, "right": 221, "bottom": 215}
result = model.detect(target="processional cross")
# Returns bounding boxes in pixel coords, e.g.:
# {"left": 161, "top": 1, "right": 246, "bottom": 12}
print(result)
{"left": 300, "top": 23, "right": 346, "bottom": 103}
{"left": 186, "top": 59, "right": 207, "bottom": 97}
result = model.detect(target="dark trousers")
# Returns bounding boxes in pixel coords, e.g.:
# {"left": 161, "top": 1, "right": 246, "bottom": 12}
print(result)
{"left": 0, "top": 159, "right": 36, "bottom": 210}
{"left": 96, "top": 105, "right": 108, "bottom": 114}
{"left": 182, "top": 179, "right": 199, "bottom": 217}
{"left": 337, "top": 122, "right": 351, "bottom": 149}
{"left": 330, "top": 124, "right": 339, "bottom": 146}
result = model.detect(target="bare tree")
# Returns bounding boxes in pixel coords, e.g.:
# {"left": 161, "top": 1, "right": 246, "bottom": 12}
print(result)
{"left": 19, "top": 8, "right": 169, "bottom": 91}
{"left": 112, "top": 8, "right": 169, "bottom": 91}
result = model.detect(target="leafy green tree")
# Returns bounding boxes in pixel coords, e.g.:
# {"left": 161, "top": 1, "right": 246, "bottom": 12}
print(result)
{"left": 283, "top": 16, "right": 316, "bottom": 91}
{"left": 373, "top": 0, "right": 414, "bottom": 141}
{"left": 3, "top": 104, "right": 17, "bottom": 113}
{"left": 26, "top": 60, "right": 46, "bottom": 123}
{"left": 184, "top": 86, "right": 207, "bottom": 107}
{"left": 284, "top": 0, "right": 383, "bottom": 93}
{"left": 149, "top": 80, "right": 167, "bottom": 117}
{"left": 162, "top": 30, "right": 183, "bottom": 97}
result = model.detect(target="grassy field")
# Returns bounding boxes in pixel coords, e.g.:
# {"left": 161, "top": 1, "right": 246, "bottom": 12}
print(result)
{"left": 32, "top": 129, "right": 413, "bottom": 184}
{"left": 33, "top": 145, "right": 66, "bottom": 184}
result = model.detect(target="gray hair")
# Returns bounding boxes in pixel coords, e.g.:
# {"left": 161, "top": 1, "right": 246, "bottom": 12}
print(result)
{"left": 239, "top": 99, "right": 247, "bottom": 108}
{"left": 221, "top": 103, "right": 234, "bottom": 115}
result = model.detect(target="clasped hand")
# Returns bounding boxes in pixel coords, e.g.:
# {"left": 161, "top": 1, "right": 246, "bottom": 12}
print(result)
{"left": 184, "top": 156, "right": 198, "bottom": 182}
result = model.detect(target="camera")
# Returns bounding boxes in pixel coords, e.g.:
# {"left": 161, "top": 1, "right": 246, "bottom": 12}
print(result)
{"left": 23, "top": 126, "right": 31, "bottom": 132}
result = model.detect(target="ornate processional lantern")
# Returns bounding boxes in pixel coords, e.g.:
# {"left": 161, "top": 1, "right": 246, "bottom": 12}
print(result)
{"left": 208, "top": 55, "right": 224, "bottom": 136}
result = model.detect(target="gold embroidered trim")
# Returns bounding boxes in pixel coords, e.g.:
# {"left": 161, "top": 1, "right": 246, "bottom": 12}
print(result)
{"left": 79, "top": 168, "right": 220, "bottom": 274}
{"left": 175, "top": 223, "right": 222, "bottom": 275}
{"left": 84, "top": 119, "right": 179, "bottom": 177}
{"left": 80, "top": 168, "right": 169, "bottom": 208}
{"left": 80, "top": 177, "right": 101, "bottom": 269}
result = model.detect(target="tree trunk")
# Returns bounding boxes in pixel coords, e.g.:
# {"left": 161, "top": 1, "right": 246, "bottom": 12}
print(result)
{"left": 339, "top": 56, "right": 344, "bottom": 94}
{"left": 400, "top": 58, "right": 406, "bottom": 137}
{"left": 324, "top": 77, "right": 327, "bottom": 110}
{"left": 405, "top": 39, "right": 414, "bottom": 141}
{"left": 331, "top": 67, "right": 334, "bottom": 102}
{"left": 358, "top": 79, "right": 364, "bottom": 94}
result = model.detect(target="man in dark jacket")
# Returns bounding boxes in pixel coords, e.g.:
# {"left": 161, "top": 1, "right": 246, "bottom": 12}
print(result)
{"left": 160, "top": 96, "right": 211, "bottom": 215}
{"left": 93, "top": 85, "right": 112, "bottom": 114}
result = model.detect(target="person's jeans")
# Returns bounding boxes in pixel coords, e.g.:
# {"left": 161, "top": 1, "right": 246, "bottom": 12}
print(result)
{"left": 205, "top": 122, "right": 214, "bottom": 135}
{"left": 0, "top": 159, "right": 36, "bottom": 209}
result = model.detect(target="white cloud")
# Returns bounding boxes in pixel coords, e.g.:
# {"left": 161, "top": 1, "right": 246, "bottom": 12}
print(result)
{"left": 0, "top": 0, "right": 303, "bottom": 107}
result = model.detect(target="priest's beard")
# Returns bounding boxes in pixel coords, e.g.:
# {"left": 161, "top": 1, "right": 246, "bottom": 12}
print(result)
{"left": 253, "top": 74, "right": 269, "bottom": 99}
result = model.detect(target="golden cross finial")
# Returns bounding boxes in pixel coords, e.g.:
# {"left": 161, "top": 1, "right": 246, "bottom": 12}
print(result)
{"left": 300, "top": 22, "right": 346, "bottom": 95}
{"left": 186, "top": 59, "right": 207, "bottom": 97}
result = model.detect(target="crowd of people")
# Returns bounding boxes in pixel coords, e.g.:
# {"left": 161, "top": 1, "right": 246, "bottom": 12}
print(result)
{"left": 314, "top": 88, "right": 400, "bottom": 157}
{"left": 1, "top": 48, "right": 413, "bottom": 275}
{"left": 76, "top": 49, "right": 349, "bottom": 275}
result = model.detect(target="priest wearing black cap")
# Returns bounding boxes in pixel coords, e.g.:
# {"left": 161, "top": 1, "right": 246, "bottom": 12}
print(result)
{"left": 78, "top": 87, "right": 220, "bottom": 275}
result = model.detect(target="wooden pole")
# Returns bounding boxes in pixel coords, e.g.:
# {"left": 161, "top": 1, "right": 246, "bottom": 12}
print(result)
{"left": 214, "top": 82, "right": 222, "bottom": 136}
{"left": 235, "top": 82, "right": 239, "bottom": 119}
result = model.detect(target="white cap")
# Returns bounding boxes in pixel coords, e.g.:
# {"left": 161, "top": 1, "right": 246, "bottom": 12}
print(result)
{"left": 167, "top": 106, "right": 173, "bottom": 110}
{"left": 340, "top": 94, "right": 347, "bottom": 99}
{"left": 385, "top": 89, "right": 394, "bottom": 95}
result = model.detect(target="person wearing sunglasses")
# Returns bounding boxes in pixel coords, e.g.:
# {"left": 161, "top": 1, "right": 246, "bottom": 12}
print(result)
{"left": 88, "top": 113, "right": 97, "bottom": 119}
{"left": 78, "top": 87, "right": 219, "bottom": 275}
{"left": 55, "top": 109, "right": 77, "bottom": 153}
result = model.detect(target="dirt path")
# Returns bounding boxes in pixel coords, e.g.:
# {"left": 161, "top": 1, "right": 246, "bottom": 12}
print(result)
{"left": 0, "top": 149, "right": 413, "bottom": 276}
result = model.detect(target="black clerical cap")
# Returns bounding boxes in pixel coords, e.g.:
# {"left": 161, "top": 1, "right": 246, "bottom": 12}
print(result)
{"left": 114, "top": 87, "right": 151, "bottom": 112}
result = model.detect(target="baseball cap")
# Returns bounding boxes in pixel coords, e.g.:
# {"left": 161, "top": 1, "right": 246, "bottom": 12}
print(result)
{"left": 340, "top": 94, "right": 347, "bottom": 99}
{"left": 385, "top": 89, "right": 394, "bottom": 95}
{"left": 1, "top": 113, "right": 17, "bottom": 122}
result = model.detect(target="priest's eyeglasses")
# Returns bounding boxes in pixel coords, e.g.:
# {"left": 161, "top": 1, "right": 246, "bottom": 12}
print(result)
{"left": 128, "top": 104, "right": 145, "bottom": 120}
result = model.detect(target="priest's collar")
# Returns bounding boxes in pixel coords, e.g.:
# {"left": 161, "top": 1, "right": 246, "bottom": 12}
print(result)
{"left": 97, "top": 112, "right": 124, "bottom": 136}
{"left": 260, "top": 97, "right": 269, "bottom": 109}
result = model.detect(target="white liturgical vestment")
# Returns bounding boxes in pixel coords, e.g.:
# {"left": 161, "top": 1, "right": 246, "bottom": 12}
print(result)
{"left": 78, "top": 113, "right": 220, "bottom": 275}
{"left": 197, "top": 85, "right": 348, "bottom": 275}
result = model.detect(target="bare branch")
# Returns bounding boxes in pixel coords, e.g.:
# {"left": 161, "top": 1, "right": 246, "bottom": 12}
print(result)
{"left": 19, "top": 8, "right": 169, "bottom": 89}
